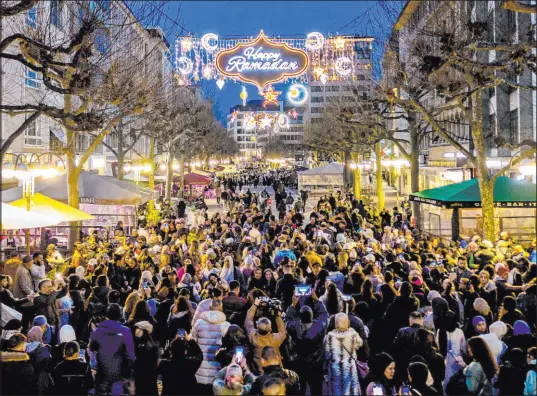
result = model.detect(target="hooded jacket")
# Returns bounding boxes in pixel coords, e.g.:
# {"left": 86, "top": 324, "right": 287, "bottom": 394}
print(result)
{"left": 0, "top": 350, "right": 37, "bottom": 395}
{"left": 191, "top": 310, "right": 230, "bottom": 384}
{"left": 88, "top": 319, "right": 136, "bottom": 389}
{"left": 479, "top": 321, "right": 507, "bottom": 364}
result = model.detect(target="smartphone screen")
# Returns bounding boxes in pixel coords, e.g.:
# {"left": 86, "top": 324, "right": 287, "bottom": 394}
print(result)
{"left": 177, "top": 328, "right": 185, "bottom": 339}
{"left": 401, "top": 386, "right": 410, "bottom": 396}
{"left": 79, "top": 349, "right": 86, "bottom": 362}
{"left": 294, "top": 285, "right": 312, "bottom": 297}
{"left": 142, "top": 281, "right": 148, "bottom": 288}
{"left": 235, "top": 346, "right": 244, "bottom": 363}
{"left": 373, "top": 386, "right": 383, "bottom": 396}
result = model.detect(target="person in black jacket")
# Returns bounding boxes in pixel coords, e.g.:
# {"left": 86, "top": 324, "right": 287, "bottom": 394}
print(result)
{"left": 132, "top": 321, "right": 159, "bottom": 395}
{"left": 51, "top": 341, "right": 94, "bottom": 395}
{"left": 275, "top": 262, "right": 299, "bottom": 310}
{"left": 284, "top": 294, "right": 328, "bottom": 395}
{"left": 158, "top": 336, "right": 203, "bottom": 395}
{"left": 0, "top": 334, "right": 38, "bottom": 396}
{"left": 0, "top": 274, "right": 33, "bottom": 308}
{"left": 85, "top": 274, "right": 111, "bottom": 318}
{"left": 250, "top": 346, "right": 300, "bottom": 396}
{"left": 214, "top": 325, "right": 252, "bottom": 368}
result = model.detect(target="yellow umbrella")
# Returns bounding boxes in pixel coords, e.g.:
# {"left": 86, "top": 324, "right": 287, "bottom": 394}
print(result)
{"left": 1, "top": 202, "right": 59, "bottom": 230}
{"left": 10, "top": 193, "right": 94, "bottom": 223}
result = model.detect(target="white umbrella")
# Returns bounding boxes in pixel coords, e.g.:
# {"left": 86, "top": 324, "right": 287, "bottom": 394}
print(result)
{"left": 1, "top": 202, "right": 59, "bottom": 230}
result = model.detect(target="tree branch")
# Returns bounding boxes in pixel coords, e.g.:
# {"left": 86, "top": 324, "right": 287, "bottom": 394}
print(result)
{"left": 0, "top": 0, "right": 38, "bottom": 18}
{"left": 0, "top": 111, "right": 41, "bottom": 157}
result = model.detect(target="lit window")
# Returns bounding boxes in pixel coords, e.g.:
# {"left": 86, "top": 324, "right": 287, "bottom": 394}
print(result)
{"left": 26, "top": 6, "right": 37, "bottom": 28}
{"left": 24, "top": 118, "right": 42, "bottom": 146}
{"left": 25, "top": 68, "right": 42, "bottom": 89}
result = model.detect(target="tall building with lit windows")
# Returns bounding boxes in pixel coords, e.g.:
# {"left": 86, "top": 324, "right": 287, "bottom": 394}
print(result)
{"left": 304, "top": 36, "right": 374, "bottom": 126}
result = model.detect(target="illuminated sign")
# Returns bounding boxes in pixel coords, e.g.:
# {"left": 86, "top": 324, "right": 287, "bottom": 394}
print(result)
{"left": 215, "top": 30, "right": 309, "bottom": 90}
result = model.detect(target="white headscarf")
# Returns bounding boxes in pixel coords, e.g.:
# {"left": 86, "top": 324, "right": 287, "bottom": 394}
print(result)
{"left": 75, "top": 266, "right": 85, "bottom": 279}
{"left": 59, "top": 325, "right": 76, "bottom": 343}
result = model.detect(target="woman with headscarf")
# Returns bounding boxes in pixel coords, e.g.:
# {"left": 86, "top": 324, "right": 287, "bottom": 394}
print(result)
{"left": 479, "top": 321, "right": 507, "bottom": 364}
{"left": 324, "top": 313, "right": 363, "bottom": 395}
{"left": 32, "top": 315, "right": 53, "bottom": 345}
{"left": 384, "top": 282, "right": 419, "bottom": 341}
{"left": 473, "top": 297, "right": 494, "bottom": 327}
{"left": 27, "top": 326, "right": 53, "bottom": 395}
{"left": 133, "top": 321, "right": 159, "bottom": 395}
{"left": 477, "top": 270, "right": 497, "bottom": 314}
{"left": 51, "top": 325, "right": 78, "bottom": 367}
{"left": 507, "top": 320, "right": 537, "bottom": 353}
{"left": 408, "top": 361, "right": 439, "bottom": 395}
{"left": 364, "top": 352, "right": 397, "bottom": 396}
{"left": 465, "top": 315, "right": 488, "bottom": 339}
{"left": 436, "top": 311, "right": 466, "bottom": 391}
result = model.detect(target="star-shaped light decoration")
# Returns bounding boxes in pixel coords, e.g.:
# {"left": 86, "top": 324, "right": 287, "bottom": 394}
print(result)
{"left": 181, "top": 37, "right": 193, "bottom": 52}
{"left": 313, "top": 66, "right": 326, "bottom": 80}
{"left": 260, "top": 85, "right": 281, "bottom": 107}
{"left": 288, "top": 109, "right": 299, "bottom": 120}
{"left": 333, "top": 36, "right": 346, "bottom": 49}
{"left": 260, "top": 114, "right": 273, "bottom": 128}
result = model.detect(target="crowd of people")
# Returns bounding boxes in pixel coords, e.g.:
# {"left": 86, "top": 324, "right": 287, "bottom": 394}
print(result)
{"left": 1, "top": 166, "right": 536, "bottom": 396}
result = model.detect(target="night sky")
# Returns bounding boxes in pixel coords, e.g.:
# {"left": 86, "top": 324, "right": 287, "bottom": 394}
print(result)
{"left": 160, "top": 1, "right": 402, "bottom": 122}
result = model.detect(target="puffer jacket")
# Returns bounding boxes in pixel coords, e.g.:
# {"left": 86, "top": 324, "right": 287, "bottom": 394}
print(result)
{"left": 191, "top": 310, "right": 230, "bottom": 384}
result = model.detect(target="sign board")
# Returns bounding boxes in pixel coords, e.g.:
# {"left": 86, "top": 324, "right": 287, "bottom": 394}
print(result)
{"left": 215, "top": 30, "right": 309, "bottom": 90}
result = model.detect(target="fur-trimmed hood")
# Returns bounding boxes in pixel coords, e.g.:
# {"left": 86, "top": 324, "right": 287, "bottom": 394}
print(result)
{"left": 0, "top": 350, "right": 30, "bottom": 363}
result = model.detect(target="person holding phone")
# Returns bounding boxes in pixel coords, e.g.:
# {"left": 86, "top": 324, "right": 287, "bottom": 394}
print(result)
{"left": 51, "top": 341, "right": 94, "bottom": 395}
{"left": 158, "top": 336, "right": 203, "bottom": 395}
{"left": 364, "top": 352, "right": 397, "bottom": 396}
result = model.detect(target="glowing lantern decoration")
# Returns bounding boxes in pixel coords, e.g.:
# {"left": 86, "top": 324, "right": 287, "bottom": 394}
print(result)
{"left": 287, "top": 84, "right": 308, "bottom": 106}
{"left": 260, "top": 114, "right": 272, "bottom": 128}
{"left": 201, "top": 33, "right": 218, "bottom": 51}
{"left": 277, "top": 114, "right": 290, "bottom": 129}
{"left": 203, "top": 64, "right": 213, "bottom": 79}
{"left": 177, "top": 57, "right": 193, "bottom": 75}
{"left": 240, "top": 86, "right": 248, "bottom": 106}
{"left": 335, "top": 56, "right": 352, "bottom": 77}
{"left": 306, "top": 32, "right": 325, "bottom": 50}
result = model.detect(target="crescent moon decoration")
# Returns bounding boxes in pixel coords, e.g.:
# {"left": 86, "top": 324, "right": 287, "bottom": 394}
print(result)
{"left": 335, "top": 56, "right": 352, "bottom": 77}
{"left": 287, "top": 84, "right": 308, "bottom": 106}
{"left": 277, "top": 114, "right": 290, "bottom": 129}
{"left": 177, "top": 57, "right": 193, "bottom": 75}
{"left": 306, "top": 32, "right": 325, "bottom": 50}
{"left": 245, "top": 115, "right": 256, "bottom": 130}
{"left": 201, "top": 33, "right": 219, "bottom": 51}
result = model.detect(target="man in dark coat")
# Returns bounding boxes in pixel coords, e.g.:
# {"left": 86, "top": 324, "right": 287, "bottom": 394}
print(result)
{"left": 33, "top": 278, "right": 62, "bottom": 331}
{"left": 52, "top": 341, "right": 94, "bottom": 395}
{"left": 0, "top": 333, "right": 37, "bottom": 395}
{"left": 275, "top": 264, "right": 299, "bottom": 310}
{"left": 284, "top": 295, "right": 328, "bottom": 395}
{"left": 222, "top": 280, "right": 247, "bottom": 325}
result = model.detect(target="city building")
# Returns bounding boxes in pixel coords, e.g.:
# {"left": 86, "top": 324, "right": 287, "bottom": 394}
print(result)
{"left": 1, "top": 1, "right": 172, "bottom": 176}
{"left": 384, "top": 0, "right": 536, "bottom": 195}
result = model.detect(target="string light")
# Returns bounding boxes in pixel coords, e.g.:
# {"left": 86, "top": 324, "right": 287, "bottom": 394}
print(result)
{"left": 181, "top": 37, "right": 193, "bottom": 52}
{"left": 260, "top": 114, "right": 272, "bottom": 128}
{"left": 203, "top": 64, "right": 213, "bottom": 79}
{"left": 288, "top": 109, "right": 299, "bottom": 119}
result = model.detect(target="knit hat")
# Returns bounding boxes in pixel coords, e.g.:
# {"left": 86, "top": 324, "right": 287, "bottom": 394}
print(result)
{"left": 135, "top": 321, "right": 154, "bottom": 334}
{"left": 472, "top": 316, "right": 486, "bottom": 328}
{"left": 513, "top": 320, "right": 531, "bottom": 336}
{"left": 497, "top": 265, "right": 509, "bottom": 276}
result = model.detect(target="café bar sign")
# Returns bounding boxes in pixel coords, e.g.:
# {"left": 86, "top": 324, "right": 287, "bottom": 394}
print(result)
{"left": 215, "top": 30, "right": 309, "bottom": 90}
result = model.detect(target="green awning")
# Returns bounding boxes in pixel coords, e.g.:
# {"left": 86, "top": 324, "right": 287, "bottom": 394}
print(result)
{"left": 409, "top": 176, "right": 537, "bottom": 208}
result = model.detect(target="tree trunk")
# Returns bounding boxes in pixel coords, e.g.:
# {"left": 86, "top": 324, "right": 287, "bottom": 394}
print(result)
{"left": 165, "top": 152, "right": 173, "bottom": 201}
{"left": 148, "top": 138, "right": 155, "bottom": 191}
{"left": 409, "top": 117, "right": 421, "bottom": 228}
{"left": 471, "top": 90, "right": 497, "bottom": 240}
{"left": 343, "top": 150, "right": 351, "bottom": 192}
{"left": 65, "top": 140, "right": 80, "bottom": 249}
{"left": 117, "top": 154, "right": 125, "bottom": 181}
{"left": 375, "top": 142, "right": 385, "bottom": 210}
{"left": 353, "top": 166, "right": 362, "bottom": 199}
{"left": 179, "top": 157, "right": 185, "bottom": 191}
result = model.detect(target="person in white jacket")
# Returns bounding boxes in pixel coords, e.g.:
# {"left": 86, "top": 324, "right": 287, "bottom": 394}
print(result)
{"left": 190, "top": 299, "right": 230, "bottom": 386}
{"left": 479, "top": 321, "right": 507, "bottom": 364}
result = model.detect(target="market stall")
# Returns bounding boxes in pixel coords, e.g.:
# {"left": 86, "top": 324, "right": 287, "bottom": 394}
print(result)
{"left": 409, "top": 176, "right": 536, "bottom": 241}
{"left": 297, "top": 162, "right": 345, "bottom": 197}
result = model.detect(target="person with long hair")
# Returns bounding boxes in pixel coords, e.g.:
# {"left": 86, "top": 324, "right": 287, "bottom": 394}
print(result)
{"left": 132, "top": 321, "right": 158, "bottom": 395}
{"left": 460, "top": 336, "right": 499, "bottom": 395}
{"left": 158, "top": 336, "right": 203, "bottom": 395}
{"left": 126, "top": 300, "right": 157, "bottom": 332}
{"left": 123, "top": 291, "right": 141, "bottom": 322}
{"left": 168, "top": 296, "right": 194, "bottom": 339}
{"left": 436, "top": 311, "right": 466, "bottom": 391}
{"left": 320, "top": 282, "right": 344, "bottom": 316}
{"left": 263, "top": 269, "right": 277, "bottom": 297}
